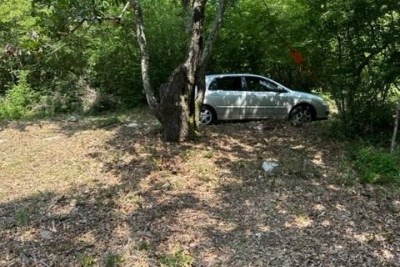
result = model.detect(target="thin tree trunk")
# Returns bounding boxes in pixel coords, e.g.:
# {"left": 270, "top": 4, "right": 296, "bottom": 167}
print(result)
{"left": 130, "top": 0, "right": 160, "bottom": 120}
{"left": 390, "top": 102, "right": 400, "bottom": 154}
{"left": 194, "top": 0, "right": 228, "bottom": 127}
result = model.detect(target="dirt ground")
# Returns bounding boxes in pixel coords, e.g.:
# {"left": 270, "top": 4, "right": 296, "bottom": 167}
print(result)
{"left": 0, "top": 114, "right": 399, "bottom": 267}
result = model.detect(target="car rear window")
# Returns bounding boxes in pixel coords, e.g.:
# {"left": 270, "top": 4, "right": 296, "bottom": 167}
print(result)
{"left": 209, "top": 77, "right": 242, "bottom": 91}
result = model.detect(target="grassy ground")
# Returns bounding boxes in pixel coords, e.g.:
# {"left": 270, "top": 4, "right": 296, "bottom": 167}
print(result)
{"left": 1, "top": 111, "right": 399, "bottom": 267}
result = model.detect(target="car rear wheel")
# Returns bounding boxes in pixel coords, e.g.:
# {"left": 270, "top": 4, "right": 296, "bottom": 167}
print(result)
{"left": 200, "top": 106, "right": 216, "bottom": 125}
{"left": 290, "top": 105, "right": 313, "bottom": 125}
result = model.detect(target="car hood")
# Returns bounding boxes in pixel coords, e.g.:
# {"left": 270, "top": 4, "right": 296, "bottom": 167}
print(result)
{"left": 289, "top": 90, "right": 325, "bottom": 102}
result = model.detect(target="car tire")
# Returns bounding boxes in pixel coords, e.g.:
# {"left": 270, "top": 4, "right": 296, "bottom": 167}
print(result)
{"left": 290, "top": 105, "right": 313, "bottom": 125}
{"left": 200, "top": 106, "right": 216, "bottom": 125}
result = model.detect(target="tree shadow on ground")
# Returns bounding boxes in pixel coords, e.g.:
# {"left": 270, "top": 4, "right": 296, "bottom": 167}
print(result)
{"left": 1, "top": 120, "right": 399, "bottom": 266}
{"left": 103, "top": 120, "right": 400, "bottom": 266}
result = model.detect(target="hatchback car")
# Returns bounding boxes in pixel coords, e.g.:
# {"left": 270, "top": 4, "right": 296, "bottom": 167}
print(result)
{"left": 200, "top": 74, "right": 329, "bottom": 125}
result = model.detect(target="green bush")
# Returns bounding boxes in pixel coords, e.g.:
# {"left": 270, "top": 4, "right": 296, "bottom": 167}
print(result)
{"left": 348, "top": 103, "right": 395, "bottom": 135}
{"left": 353, "top": 146, "right": 400, "bottom": 184}
{"left": 317, "top": 116, "right": 350, "bottom": 140}
{"left": 159, "top": 248, "right": 194, "bottom": 267}
{"left": 320, "top": 102, "right": 396, "bottom": 142}
{"left": 0, "top": 71, "right": 36, "bottom": 120}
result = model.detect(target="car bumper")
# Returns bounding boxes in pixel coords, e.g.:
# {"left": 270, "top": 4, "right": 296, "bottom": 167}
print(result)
{"left": 315, "top": 110, "right": 329, "bottom": 121}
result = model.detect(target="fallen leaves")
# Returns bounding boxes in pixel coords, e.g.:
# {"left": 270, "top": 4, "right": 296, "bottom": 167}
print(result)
{"left": 0, "top": 118, "right": 399, "bottom": 266}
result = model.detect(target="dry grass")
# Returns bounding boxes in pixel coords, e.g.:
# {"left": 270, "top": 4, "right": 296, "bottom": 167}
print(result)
{"left": 1, "top": 112, "right": 399, "bottom": 267}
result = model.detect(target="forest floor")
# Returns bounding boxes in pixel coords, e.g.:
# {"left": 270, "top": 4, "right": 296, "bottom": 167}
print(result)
{"left": 1, "top": 111, "right": 399, "bottom": 267}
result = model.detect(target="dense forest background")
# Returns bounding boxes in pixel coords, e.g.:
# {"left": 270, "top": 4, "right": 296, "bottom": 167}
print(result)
{"left": 2, "top": 2, "right": 400, "bottom": 265}
{"left": 0, "top": 0, "right": 399, "bottom": 137}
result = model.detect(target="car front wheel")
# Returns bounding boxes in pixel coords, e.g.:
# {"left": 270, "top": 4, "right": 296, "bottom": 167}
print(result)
{"left": 290, "top": 105, "right": 313, "bottom": 125}
{"left": 200, "top": 106, "right": 215, "bottom": 125}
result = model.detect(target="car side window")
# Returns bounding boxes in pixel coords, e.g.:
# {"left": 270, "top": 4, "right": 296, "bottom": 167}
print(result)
{"left": 261, "top": 79, "right": 279, "bottom": 91}
{"left": 209, "top": 77, "right": 243, "bottom": 91}
{"left": 245, "top": 77, "right": 279, "bottom": 92}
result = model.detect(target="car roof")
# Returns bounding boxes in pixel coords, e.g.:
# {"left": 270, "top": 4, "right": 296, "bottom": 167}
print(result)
{"left": 205, "top": 73, "right": 292, "bottom": 91}
{"left": 206, "top": 73, "right": 266, "bottom": 79}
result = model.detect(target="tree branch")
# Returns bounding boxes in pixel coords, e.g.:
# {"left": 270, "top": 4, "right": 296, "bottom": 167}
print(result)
{"left": 130, "top": 0, "right": 160, "bottom": 117}
{"left": 200, "top": 0, "right": 228, "bottom": 67}
{"left": 57, "top": 18, "right": 87, "bottom": 36}
{"left": 119, "top": 1, "right": 130, "bottom": 19}
{"left": 58, "top": 2, "right": 131, "bottom": 36}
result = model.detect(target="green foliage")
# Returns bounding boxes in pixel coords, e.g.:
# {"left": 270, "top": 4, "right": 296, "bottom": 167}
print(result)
{"left": 77, "top": 254, "right": 96, "bottom": 267}
{"left": 0, "top": 0, "right": 399, "bottom": 137}
{"left": 352, "top": 146, "right": 400, "bottom": 184}
{"left": 210, "top": 0, "right": 315, "bottom": 89}
{"left": 345, "top": 103, "right": 396, "bottom": 135}
{"left": 105, "top": 254, "right": 124, "bottom": 267}
{"left": 142, "top": 0, "right": 187, "bottom": 90}
{"left": 87, "top": 22, "right": 143, "bottom": 109}
{"left": 0, "top": 71, "right": 36, "bottom": 119}
{"left": 317, "top": 117, "right": 348, "bottom": 139}
{"left": 14, "top": 208, "right": 30, "bottom": 227}
{"left": 322, "top": 103, "right": 397, "bottom": 141}
{"left": 159, "top": 248, "right": 194, "bottom": 267}
{"left": 306, "top": 0, "right": 400, "bottom": 135}
{"left": 90, "top": 113, "right": 125, "bottom": 127}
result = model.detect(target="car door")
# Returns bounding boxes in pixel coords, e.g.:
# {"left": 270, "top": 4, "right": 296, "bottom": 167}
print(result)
{"left": 205, "top": 76, "right": 246, "bottom": 120}
{"left": 244, "top": 76, "right": 287, "bottom": 119}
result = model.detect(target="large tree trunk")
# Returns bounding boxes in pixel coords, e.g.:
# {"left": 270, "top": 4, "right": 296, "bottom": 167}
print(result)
{"left": 131, "top": 0, "right": 204, "bottom": 141}
{"left": 159, "top": 65, "right": 191, "bottom": 141}
{"left": 132, "top": 0, "right": 226, "bottom": 142}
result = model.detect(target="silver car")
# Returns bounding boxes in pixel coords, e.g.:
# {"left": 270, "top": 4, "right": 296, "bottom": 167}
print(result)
{"left": 200, "top": 74, "right": 329, "bottom": 125}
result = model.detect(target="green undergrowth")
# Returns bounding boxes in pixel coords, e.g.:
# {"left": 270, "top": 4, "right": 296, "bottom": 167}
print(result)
{"left": 0, "top": 71, "right": 37, "bottom": 120}
{"left": 159, "top": 248, "right": 194, "bottom": 267}
{"left": 348, "top": 145, "right": 400, "bottom": 184}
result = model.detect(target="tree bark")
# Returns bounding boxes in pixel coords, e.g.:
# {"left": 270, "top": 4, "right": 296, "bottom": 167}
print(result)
{"left": 160, "top": 0, "right": 206, "bottom": 141}
{"left": 159, "top": 65, "right": 190, "bottom": 141}
{"left": 130, "top": 0, "right": 160, "bottom": 120}
{"left": 194, "top": 0, "right": 228, "bottom": 127}
{"left": 390, "top": 102, "right": 400, "bottom": 154}
{"left": 132, "top": 0, "right": 226, "bottom": 142}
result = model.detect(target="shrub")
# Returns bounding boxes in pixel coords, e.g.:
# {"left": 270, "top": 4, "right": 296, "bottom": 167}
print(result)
{"left": 353, "top": 146, "right": 400, "bottom": 184}
{"left": 0, "top": 71, "right": 36, "bottom": 120}
{"left": 349, "top": 103, "right": 395, "bottom": 135}
{"left": 105, "top": 254, "right": 124, "bottom": 267}
{"left": 159, "top": 248, "right": 194, "bottom": 267}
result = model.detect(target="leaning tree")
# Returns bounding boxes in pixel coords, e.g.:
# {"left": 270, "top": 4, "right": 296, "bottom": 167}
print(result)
{"left": 131, "top": 0, "right": 228, "bottom": 142}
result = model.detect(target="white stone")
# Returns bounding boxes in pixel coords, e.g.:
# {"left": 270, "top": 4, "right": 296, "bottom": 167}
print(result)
{"left": 127, "top": 122, "right": 139, "bottom": 128}
{"left": 40, "top": 230, "right": 52, "bottom": 240}
{"left": 68, "top": 115, "right": 78, "bottom": 122}
{"left": 262, "top": 161, "right": 279, "bottom": 172}
{"left": 254, "top": 124, "right": 264, "bottom": 131}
